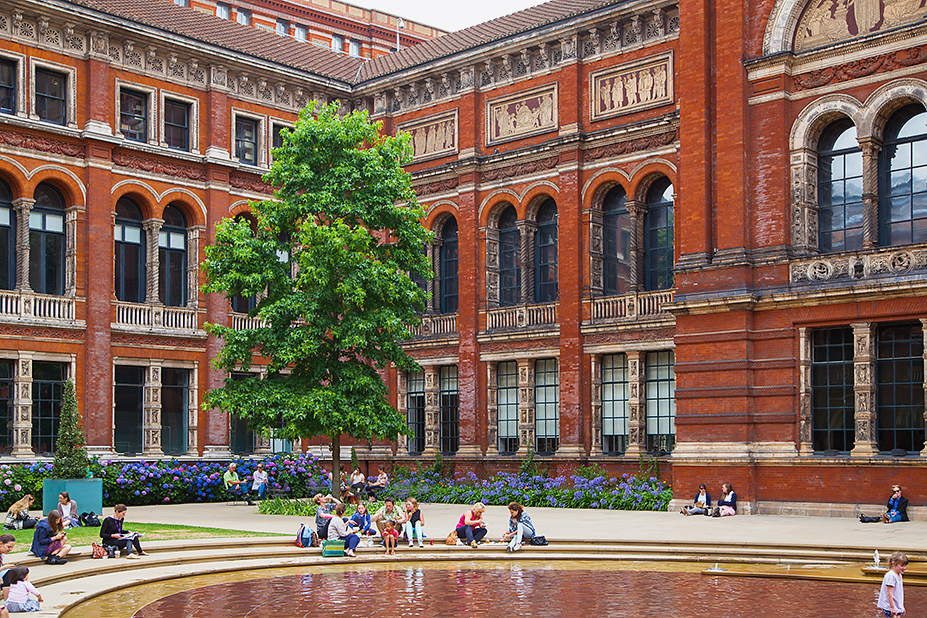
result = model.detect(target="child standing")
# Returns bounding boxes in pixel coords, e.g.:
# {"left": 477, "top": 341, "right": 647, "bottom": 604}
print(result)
{"left": 878, "top": 551, "right": 908, "bottom": 617}
{"left": 382, "top": 520, "right": 399, "bottom": 556}
{"left": 5, "top": 566, "right": 42, "bottom": 612}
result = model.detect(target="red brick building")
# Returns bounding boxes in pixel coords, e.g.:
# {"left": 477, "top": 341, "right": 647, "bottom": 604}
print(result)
{"left": 1, "top": 0, "right": 925, "bottom": 514}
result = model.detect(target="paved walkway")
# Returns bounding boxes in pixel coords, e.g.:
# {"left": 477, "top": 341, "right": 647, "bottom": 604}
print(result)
{"left": 128, "top": 502, "right": 927, "bottom": 553}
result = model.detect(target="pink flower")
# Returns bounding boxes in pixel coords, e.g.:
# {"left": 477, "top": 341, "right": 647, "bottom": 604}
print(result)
{"left": 13, "top": 484, "right": 21, "bottom": 491}
{"left": 3, "top": 479, "right": 9, "bottom": 486}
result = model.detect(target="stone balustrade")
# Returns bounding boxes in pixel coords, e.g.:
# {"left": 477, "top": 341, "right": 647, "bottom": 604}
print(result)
{"left": 486, "top": 303, "right": 558, "bottom": 330}
{"left": 113, "top": 302, "right": 198, "bottom": 332}
{"left": 590, "top": 290, "right": 674, "bottom": 322}
{"left": 412, "top": 313, "right": 458, "bottom": 338}
{"left": 0, "top": 290, "right": 76, "bottom": 321}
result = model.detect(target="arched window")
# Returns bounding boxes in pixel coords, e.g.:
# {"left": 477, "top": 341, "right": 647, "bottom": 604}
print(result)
{"left": 159, "top": 205, "right": 187, "bottom": 307}
{"left": 880, "top": 104, "right": 927, "bottom": 246}
{"left": 603, "top": 186, "right": 632, "bottom": 295}
{"left": 644, "top": 179, "right": 674, "bottom": 291}
{"left": 439, "top": 218, "right": 458, "bottom": 314}
{"left": 0, "top": 179, "right": 13, "bottom": 290}
{"left": 535, "top": 199, "right": 558, "bottom": 303}
{"left": 114, "top": 197, "right": 145, "bottom": 303}
{"left": 499, "top": 206, "right": 520, "bottom": 306}
{"left": 818, "top": 120, "right": 863, "bottom": 253}
{"left": 30, "top": 183, "right": 65, "bottom": 296}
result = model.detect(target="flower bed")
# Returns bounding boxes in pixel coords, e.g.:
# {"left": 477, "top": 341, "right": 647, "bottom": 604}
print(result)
{"left": 0, "top": 453, "right": 328, "bottom": 511}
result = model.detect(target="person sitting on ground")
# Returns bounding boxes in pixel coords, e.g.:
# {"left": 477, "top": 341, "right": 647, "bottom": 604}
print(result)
{"left": 100, "top": 504, "right": 147, "bottom": 559}
{"left": 223, "top": 462, "right": 253, "bottom": 506}
{"left": 372, "top": 498, "right": 405, "bottom": 536}
{"left": 713, "top": 482, "right": 737, "bottom": 517}
{"left": 327, "top": 503, "right": 361, "bottom": 558}
{"left": 313, "top": 493, "right": 343, "bottom": 540}
{"left": 0, "top": 533, "right": 17, "bottom": 600}
{"left": 349, "top": 502, "right": 375, "bottom": 536}
{"left": 403, "top": 498, "right": 425, "bottom": 548}
{"left": 367, "top": 465, "right": 389, "bottom": 499}
{"left": 4, "top": 567, "right": 41, "bottom": 613}
{"left": 251, "top": 463, "right": 269, "bottom": 500}
{"left": 57, "top": 492, "right": 80, "bottom": 529}
{"left": 349, "top": 468, "right": 366, "bottom": 496}
{"left": 456, "top": 502, "right": 488, "bottom": 548}
{"left": 30, "top": 510, "right": 71, "bottom": 565}
{"left": 681, "top": 484, "right": 712, "bottom": 516}
{"left": 3, "top": 496, "right": 36, "bottom": 531}
{"left": 501, "top": 502, "right": 535, "bottom": 552}
{"left": 882, "top": 485, "right": 909, "bottom": 523}
{"left": 382, "top": 520, "right": 399, "bottom": 556}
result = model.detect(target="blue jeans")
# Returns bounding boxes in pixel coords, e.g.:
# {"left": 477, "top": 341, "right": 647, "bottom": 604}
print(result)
{"left": 341, "top": 534, "right": 360, "bottom": 551}
{"left": 507, "top": 522, "right": 534, "bottom": 550}
{"left": 456, "top": 525, "right": 487, "bottom": 544}
{"left": 888, "top": 511, "right": 902, "bottom": 523}
{"left": 253, "top": 483, "right": 267, "bottom": 499}
{"left": 403, "top": 521, "right": 424, "bottom": 543}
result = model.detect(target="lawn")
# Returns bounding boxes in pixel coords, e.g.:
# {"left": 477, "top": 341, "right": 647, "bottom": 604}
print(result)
{"left": 6, "top": 523, "right": 279, "bottom": 553}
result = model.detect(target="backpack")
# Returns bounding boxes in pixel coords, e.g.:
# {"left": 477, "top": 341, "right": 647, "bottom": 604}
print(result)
{"left": 295, "top": 523, "right": 314, "bottom": 548}
{"left": 80, "top": 512, "right": 101, "bottom": 527}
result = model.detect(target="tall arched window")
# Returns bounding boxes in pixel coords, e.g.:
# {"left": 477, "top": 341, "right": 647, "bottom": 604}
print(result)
{"left": 114, "top": 197, "right": 145, "bottom": 303}
{"left": 159, "top": 205, "right": 187, "bottom": 307}
{"left": 439, "top": 218, "right": 458, "bottom": 314}
{"left": 644, "top": 178, "right": 674, "bottom": 291}
{"left": 880, "top": 104, "right": 927, "bottom": 246}
{"left": 499, "top": 206, "right": 520, "bottom": 306}
{"left": 0, "top": 179, "right": 13, "bottom": 290}
{"left": 603, "top": 186, "right": 632, "bottom": 295}
{"left": 535, "top": 198, "right": 558, "bottom": 303}
{"left": 30, "top": 183, "right": 65, "bottom": 296}
{"left": 818, "top": 120, "right": 863, "bottom": 253}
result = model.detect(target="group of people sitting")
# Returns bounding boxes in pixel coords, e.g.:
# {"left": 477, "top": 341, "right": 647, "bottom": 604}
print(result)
{"left": 222, "top": 462, "right": 270, "bottom": 506}
{"left": 313, "top": 493, "right": 539, "bottom": 557}
{"left": 679, "top": 482, "right": 738, "bottom": 517}
{"left": 337, "top": 466, "right": 389, "bottom": 504}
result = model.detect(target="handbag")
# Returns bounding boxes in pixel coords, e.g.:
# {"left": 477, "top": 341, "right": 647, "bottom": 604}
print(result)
{"left": 528, "top": 535, "right": 548, "bottom": 546}
{"left": 91, "top": 542, "right": 106, "bottom": 559}
{"left": 445, "top": 531, "right": 458, "bottom": 545}
{"left": 321, "top": 539, "right": 344, "bottom": 557}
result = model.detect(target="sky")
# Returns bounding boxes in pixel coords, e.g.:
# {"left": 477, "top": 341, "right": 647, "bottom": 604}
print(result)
{"left": 348, "top": 0, "right": 545, "bottom": 32}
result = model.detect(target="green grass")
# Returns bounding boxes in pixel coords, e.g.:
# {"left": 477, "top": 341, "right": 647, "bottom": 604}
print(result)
{"left": 6, "top": 523, "right": 280, "bottom": 553}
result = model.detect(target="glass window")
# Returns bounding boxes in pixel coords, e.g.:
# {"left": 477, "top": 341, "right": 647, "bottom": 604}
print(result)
{"left": 115, "top": 198, "right": 145, "bottom": 303}
{"left": 645, "top": 350, "right": 675, "bottom": 453}
{"left": 439, "top": 366, "right": 459, "bottom": 455}
{"left": 818, "top": 120, "right": 863, "bottom": 253}
{"left": 0, "top": 58, "right": 15, "bottom": 114}
{"left": 602, "top": 353, "right": 629, "bottom": 454}
{"left": 114, "top": 365, "right": 144, "bottom": 455}
{"left": 0, "top": 179, "right": 14, "bottom": 290}
{"left": 216, "top": 3, "right": 230, "bottom": 19}
{"left": 0, "top": 360, "right": 12, "bottom": 455}
{"left": 497, "top": 361, "right": 519, "bottom": 453}
{"left": 32, "top": 362, "right": 65, "bottom": 454}
{"left": 499, "top": 206, "right": 520, "bottom": 307}
{"left": 645, "top": 178, "right": 675, "bottom": 291}
{"left": 603, "top": 186, "right": 632, "bottom": 295}
{"left": 276, "top": 20, "right": 288, "bottom": 36}
{"left": 440, "top": 219, "right": 458, "bottom": 314}
{"left": 877, "top": 322, "right": 925, "bottom": 454}
{"left": 119, "top": 89, "right": 147, "bottom": 143}
{"left": 349, "top": 40, "right": 361, "bottom": 57}
{"left": 331, "top": 35, "right": 343, "bottom": 53}
{"left": 35, "top": 68, "right": 66, "bottom": 125}
{"left": 159, "top": 205, "right": 187, "bottom": 307}
{"left": 535, "top": 358, "right": 559, "bottom": 454}
{"left": 535, "top": 199, "right": 558, "bottom": 303}
{"left": 272, "top": 124, "right": 287, "bottom": 150}
{"left": 161, "top": 368, "right": 189, "bottom": 456}
{"left": 173, "top": 0, "right": 188, "bottom": 6}
{"left": 294, "top": 25, "right": 307, "bottom": 42}
{"left": 407, "top": 371, "right": 425, "bottom": 455}
{"left": 811, "top": 327, "right": 855, "bottom": 453}
{"left": 164, "top": 99, "right": 190, "bottom": 151}
{"left": 235, "top": 117, "right": 258, "bottom": 165}
{"left": 29, "top": 183, "right": 65, "bottom": 296}
{"left": 880, "top": 104, "right": 927, "bottom": 246}
{"left": 236, "top": 9, "right": 251, "bottom": 25}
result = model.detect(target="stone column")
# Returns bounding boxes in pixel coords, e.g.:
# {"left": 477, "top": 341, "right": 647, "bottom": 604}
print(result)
{"left": 625, "top": 350, "right": 646, "bottom": 456}
{"left": 519, "top": 221, "right": 536, "bottom": 304}
{"left": 143, "top": 361, "right": 163, "bottom": 457}
{"left": 11, "top": 353, "right": 34, "bottom": 457}
{"left": 626, "top": 200, "right": 645, "bottom": 292}
{"left": 921, "top": 318, "right": 927, "bottom": 457}
{"left": 859, "top": 139, "right": 881, "bottom": 248}
{"left": 143, "top": 219, "right": 163, "bottom": 304}
{"left": 850, "top": 322, "right": 878, "bottom": 456}
{"left": 589, "top": 210, "right": 604, "bottom": 297}
{"left": 486, "top": 362, "right": 498, "bottom": 452}
{"left": 485, "top": 228, "right": 500, "bottom": 307}
{"left": 187, "top": 363, "right": 199, "bottom": 456}
{"left": 797, "top": 327, "right": 814, "bottom": 455}
{"left": 427, "top": 241, "right": 439, "bottom": 312}
{"left": 12, "top": 198, "right": 34, "bottom": 292}
{"left": 187, "top": 226, "right": 204, "bottom": 308}
{"left": 422, "top": 365, "right": 439, "bottom": 456}
{"left": 395, "top": 371, "right": 408, "bottom": 454}
{"left": 590, "top": 353, "right": 603, "bottom": 455}
{"left": 517, "top": 359, "right": 535, "bottom": 451}
{"left": 65, "top": 205, "right": 81, "bottom": 296}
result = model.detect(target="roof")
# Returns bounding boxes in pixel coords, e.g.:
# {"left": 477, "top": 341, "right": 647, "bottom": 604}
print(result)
{"left": 356, "top": 0, "right": 620, "bottom": 82}
{"left": 71, "top": 0, "right": 364, "bottom": 83}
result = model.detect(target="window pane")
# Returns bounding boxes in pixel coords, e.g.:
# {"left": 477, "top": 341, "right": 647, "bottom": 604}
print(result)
{"left": 45, "top": 214, "right": 63, "bottom": 233}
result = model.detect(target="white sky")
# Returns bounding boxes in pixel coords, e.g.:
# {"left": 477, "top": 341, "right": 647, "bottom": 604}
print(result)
{"left": 348, "top": 0, "right": 544, "bottom": 32}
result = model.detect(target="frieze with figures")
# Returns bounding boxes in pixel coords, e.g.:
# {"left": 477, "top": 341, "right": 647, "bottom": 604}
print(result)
{"left": 486, "top": 85, "right": 558, "bottom": 146}
{"left": 794, "top": 0, "right": 927, "bottom": 53}
{"left": 397, "top": 110, "right": 458, "bottom": 162}
{"left": 590, "top": 53, "right": 673, "bottom": 122}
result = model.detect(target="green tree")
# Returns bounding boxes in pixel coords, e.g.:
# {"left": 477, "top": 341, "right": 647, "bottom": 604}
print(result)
{"left": 203, "top": 101, "right": 432, "bottom": 487}
{"left": 52, "top": 379, "right": 90, "bottom": 479}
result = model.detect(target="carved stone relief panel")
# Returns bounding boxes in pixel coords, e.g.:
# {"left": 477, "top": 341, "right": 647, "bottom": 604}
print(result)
{"left": 397, "top": 110, "right": 458, "bottom": 162}
{"left": 794, "top": 0, "right": 927, "bottom": 53}
{"left": 486, "top": 84, "right": 558, "bottom": 145}
{"left": 591, "top": 52, "right": 673, "bottom": 122}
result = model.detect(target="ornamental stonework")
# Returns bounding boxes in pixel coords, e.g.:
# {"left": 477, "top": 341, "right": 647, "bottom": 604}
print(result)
{"left": 794, "top": 0, "right": 927, "bottom": 53}
{"left": 590, "top": 53, "right": 673, "bottom": 122}
{"left": 486, "top": 85, "right": 557, "bottom": 145}
{"left": 397, "top": 110, "right": 458, "bottom": 162}
{"left": 790, "top": 248, "right": 926, "bottom": 284}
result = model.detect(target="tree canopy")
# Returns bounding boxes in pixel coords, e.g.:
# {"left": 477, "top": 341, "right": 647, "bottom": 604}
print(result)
{"left": 203, "top": 101, "right": 432, "bottom": 474}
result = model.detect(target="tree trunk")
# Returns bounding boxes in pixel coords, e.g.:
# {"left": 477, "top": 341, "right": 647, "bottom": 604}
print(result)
{"left": 330, "top": 432, "right": 341, "bottom": 498}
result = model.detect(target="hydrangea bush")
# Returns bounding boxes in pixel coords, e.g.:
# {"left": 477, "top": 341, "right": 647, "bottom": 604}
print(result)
{"left": 0, "top": 453, "right": 328, "bottom": 511}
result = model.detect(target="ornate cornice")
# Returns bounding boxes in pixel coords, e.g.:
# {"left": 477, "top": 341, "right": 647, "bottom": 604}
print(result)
{"left": 111, "top": 332, "right": 206, "bottom": 348}
{"left": 584, "top": 129, "right": 677, "bottom": 161}
{"left": 481, "top": 155, "right": 560, "bottom": 182}
{"left": 0, "top": 324, "right": 85, "bottom": 340}
{"left": 0, "top": 128, "right": 84, "bottom": 158}
{"left": 112, "top": 152, "right": 206, "bottom": 181}
{"left": 229, "top": 173, "right": 273, "bottom": 195}
{"left": 415, "top": 177, "right": 458, "bottom": 196}
{"left": 793, "top": 44, "right": 927, "bottom": 91}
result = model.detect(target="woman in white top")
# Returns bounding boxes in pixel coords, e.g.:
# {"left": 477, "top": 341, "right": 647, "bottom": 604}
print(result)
{"left": 326, "top": 503, "right": 361, "bottom": 557}
{"left": 251, "top": 463, "right": 269, "bottom": 500}
{"left": 57, "top": 493, "right": 79, "bottom": 528}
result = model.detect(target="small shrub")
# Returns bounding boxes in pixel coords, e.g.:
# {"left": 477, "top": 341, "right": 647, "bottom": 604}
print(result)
{"left": 51, "top": 380, "right": 89, "bottom": 480}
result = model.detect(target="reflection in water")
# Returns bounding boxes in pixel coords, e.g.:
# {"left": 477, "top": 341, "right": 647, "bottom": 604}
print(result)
{"left": 131, "top": 567, "right": 921, "bottom": 618}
